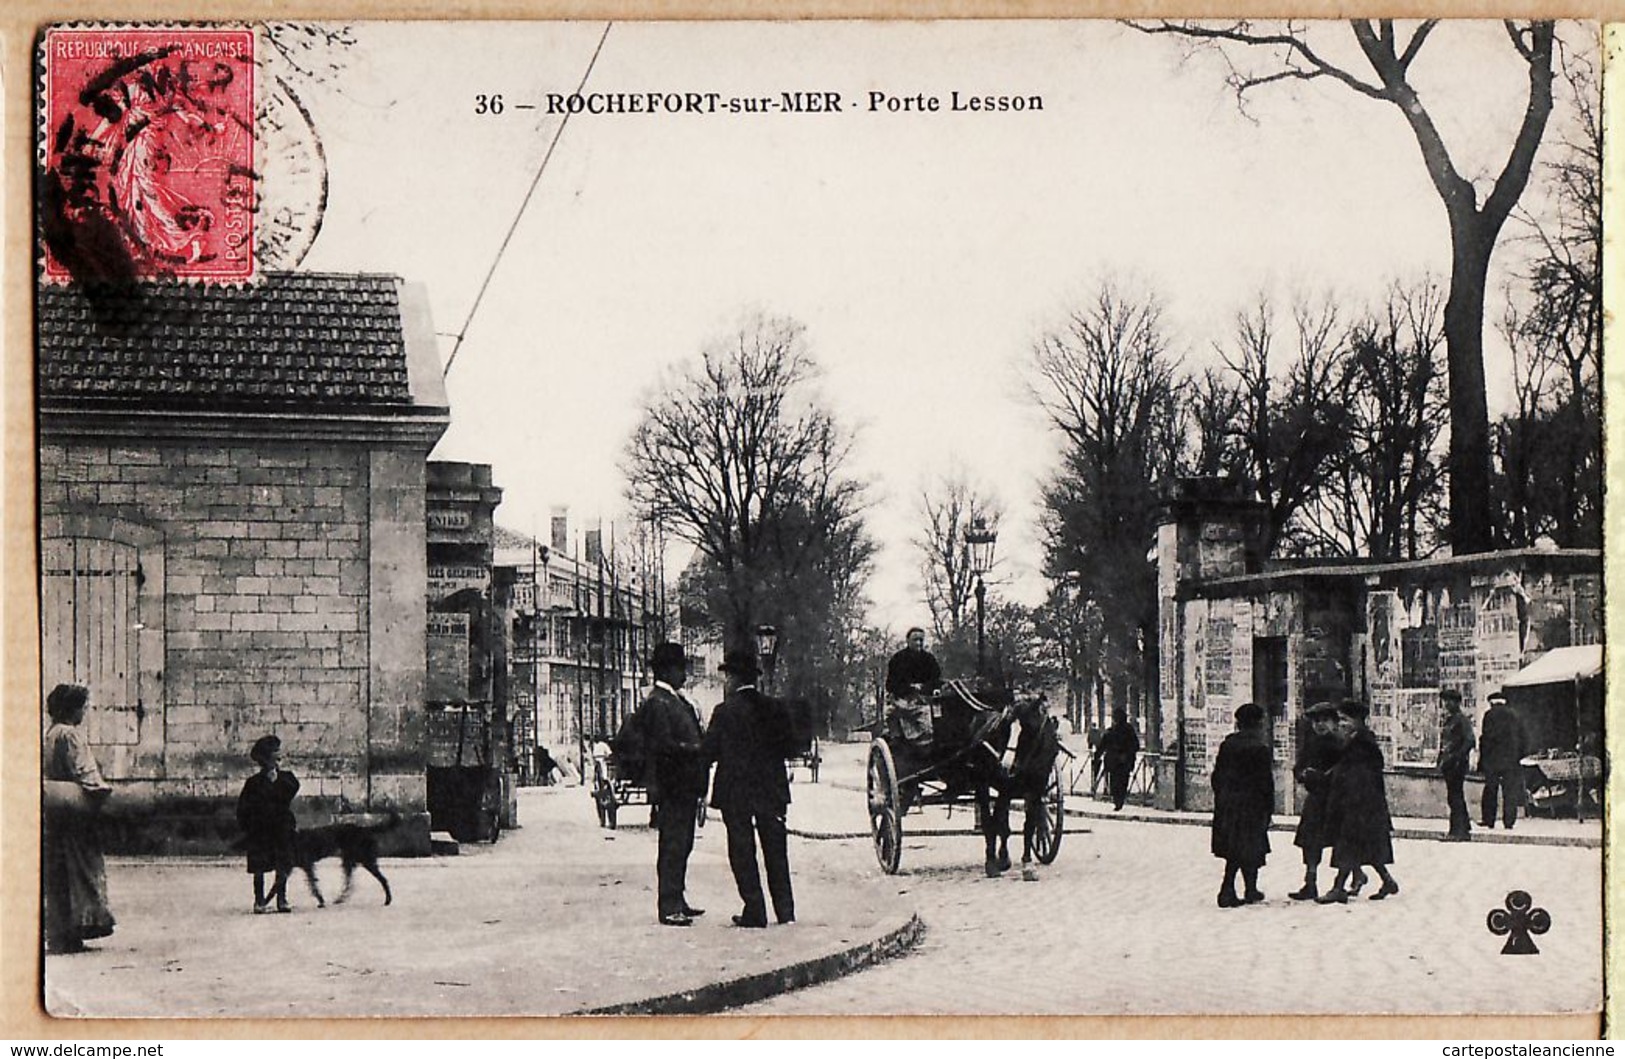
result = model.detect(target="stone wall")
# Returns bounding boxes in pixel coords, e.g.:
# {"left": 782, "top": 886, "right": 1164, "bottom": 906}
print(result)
{"left": 1155, "top": 541, "right": 1601, "bottom": 817}
{"left": 37, "top": 438, "right": 433, "bottom": 851}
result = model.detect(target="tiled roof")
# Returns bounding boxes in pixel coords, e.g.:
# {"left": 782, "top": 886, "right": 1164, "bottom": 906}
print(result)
{"left": 493, "top": 524, "right": 540, "bottom": 552}
{"left": 37, "top": 273, "right": 421, "bottom": 411}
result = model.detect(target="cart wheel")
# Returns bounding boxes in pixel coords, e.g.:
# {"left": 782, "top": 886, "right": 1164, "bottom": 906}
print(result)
{"left": 1031, "top": 760, "right": 1065, "bottom": 864}
{"left": 809, "top": 737, "right": 821, "bottom": 784}
{"left": 868, "top": 739, "right": 903, "bottom": 874}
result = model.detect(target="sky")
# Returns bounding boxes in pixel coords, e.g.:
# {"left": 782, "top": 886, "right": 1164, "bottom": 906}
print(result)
{"left": 288, "top": 19, "right": 1594, "bottom": 633}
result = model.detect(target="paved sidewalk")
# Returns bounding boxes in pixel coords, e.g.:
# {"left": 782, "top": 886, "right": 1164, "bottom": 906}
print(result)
{"left": 43, "top": 784, "right": 919, "bottom": 1019}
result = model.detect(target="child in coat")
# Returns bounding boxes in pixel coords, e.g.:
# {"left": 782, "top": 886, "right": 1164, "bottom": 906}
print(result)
{"left": 236, "top": 734, "right": 300, "bottom": 913}
{"left": 1211, "top": 702, "right": 1274, "bottom": 908}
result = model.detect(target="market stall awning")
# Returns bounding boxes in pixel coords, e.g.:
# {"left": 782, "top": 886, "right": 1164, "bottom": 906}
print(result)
{"left": 1501, "top": 645, "right": 1603, "bottom": 688}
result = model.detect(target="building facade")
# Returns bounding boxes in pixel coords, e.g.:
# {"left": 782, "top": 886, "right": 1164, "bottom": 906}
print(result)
{"left": 37, "top": 273, "right": 449, "bottom": 852}
{"left": 425, "top": 462, "right": 512, "bottom": 840}
{"left": 1154, "top": 478, "right": 1602, "bottom": 815}
{"left": 495, "top": 524, "right": 659, "bottom": 782}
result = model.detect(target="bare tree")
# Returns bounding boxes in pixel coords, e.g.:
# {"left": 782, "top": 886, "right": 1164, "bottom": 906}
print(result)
{"left": 913, "top": 467, "right": 1002, "bottom": 648}
{"left": 623, "top": 314, "right": 868, "bottom": 648}
{"left": 1187, "top": 367, "right": 1247, "bottom": 479}
{"left": 1033, "top": 579, "right": 1105, "bottom": 735}
{"left": 981, "top": 599, "right": 1060, "bottom": 694}
{"left": 1213, "top": 295, "right": 1355, "bottom": 553}
{"left": 1126, "top": 19, "right": 1558, "bottom": 554}
{"left": 1491, "top": 323, "right": 1560, "bottom": 548}
{"left": 1030, "top": 279, "right": 1185, "bottom": 725}
{"left": 1296, "top": 282, "right": 1449, "bottom": 559}
{"left": 1496, "top": 53, "right": 1602, "bottom": 548}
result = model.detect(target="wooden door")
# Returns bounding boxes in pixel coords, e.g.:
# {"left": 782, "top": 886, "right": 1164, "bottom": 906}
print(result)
{"left": 40, "top": 536, "right": 144, "bottom": 746}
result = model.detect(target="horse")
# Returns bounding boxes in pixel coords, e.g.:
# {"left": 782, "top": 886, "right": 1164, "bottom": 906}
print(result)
{"left": 980, "top": 696, "right": 1064, "bottom": 879}
{"left": 880, "top": 681, "right": 1058, "bottom": 877}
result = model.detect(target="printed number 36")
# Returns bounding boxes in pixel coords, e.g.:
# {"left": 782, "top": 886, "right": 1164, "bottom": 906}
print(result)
{"left": 475, "top": 94, "right": 504, "bottom": 115}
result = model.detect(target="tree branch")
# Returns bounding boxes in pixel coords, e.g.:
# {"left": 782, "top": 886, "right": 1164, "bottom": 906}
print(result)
{"left": 1124, "top": 20, "right": 1390, "bottom": 100}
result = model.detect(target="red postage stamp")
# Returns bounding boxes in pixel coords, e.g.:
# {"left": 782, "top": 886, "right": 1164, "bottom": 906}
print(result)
{"left": 41, "top": 26, "right": 256, "bottom": 283}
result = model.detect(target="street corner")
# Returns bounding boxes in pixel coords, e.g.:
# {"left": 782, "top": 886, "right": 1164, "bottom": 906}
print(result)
{"left": 580, "top": 912, "right": 926, "bottom": 1016}
{"left": 558, "top": 859, "right": 925, "bottom": 1017}
{"left": 512, "top": 787, "right": 926, "bottom": 1016}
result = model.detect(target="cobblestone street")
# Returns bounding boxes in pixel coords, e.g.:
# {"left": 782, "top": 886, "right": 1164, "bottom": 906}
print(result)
{"left": 41, "top": 782, "right": 915, "bottom": 1019}
{"left": 37, "top": 741, "right": 1603, "bottom": 1024}
{"left": 742, "top": 743, "right": 1604, "bottom": 1017}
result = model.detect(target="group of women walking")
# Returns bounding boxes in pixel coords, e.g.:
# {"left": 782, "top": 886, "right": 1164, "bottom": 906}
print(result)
{"left": 1209, "top": 699, "right": 1399, "bottom": 909}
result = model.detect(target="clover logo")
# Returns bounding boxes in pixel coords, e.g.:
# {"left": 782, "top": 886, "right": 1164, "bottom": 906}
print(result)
{"left": 1487, "top": 890, "right": 1550, "bottom": 955}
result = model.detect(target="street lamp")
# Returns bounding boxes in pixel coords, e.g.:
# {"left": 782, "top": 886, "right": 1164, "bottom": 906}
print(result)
{"left": 965, "top": 516, "right": 998, "bottom": 678}
{"left": 756, "top": 624, "right": 779, "bottom": 694}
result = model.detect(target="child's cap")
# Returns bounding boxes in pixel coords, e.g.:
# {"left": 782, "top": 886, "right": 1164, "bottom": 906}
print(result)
{"left": 251, "top": 734, "right": 282, "bottom": 764}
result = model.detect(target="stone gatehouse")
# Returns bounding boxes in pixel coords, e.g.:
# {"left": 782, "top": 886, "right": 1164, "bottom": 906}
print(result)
{"left": 36, "top": 273, "right": 449, "bottom": 852}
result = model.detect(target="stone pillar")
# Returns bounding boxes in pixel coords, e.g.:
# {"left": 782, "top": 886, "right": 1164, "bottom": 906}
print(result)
{"left": 368, "top": 448, "right": 432, "bottom": 852}
{"left": 1152, "top": 477, "right": 1269, "bottom": 809}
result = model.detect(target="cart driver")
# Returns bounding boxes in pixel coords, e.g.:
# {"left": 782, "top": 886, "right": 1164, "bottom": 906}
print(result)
{"left": 886, "top": 627, "right": 942, "bottom": 756}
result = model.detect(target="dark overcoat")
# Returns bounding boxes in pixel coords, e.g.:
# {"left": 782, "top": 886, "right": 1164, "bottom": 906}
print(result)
{"left": 640, "top": 684, "right": 708, "bottom": 804}
{"left": 1210, "top": 727, "right": 1274, "bottom": 868}
{"left": 885, "top": 647, "right": 941, "bottom": 700}
{"left": 1292, "top": 729, "right": 1342, "bottom": 852}
{"left": 1097, "top": 721, "right": 1140, "bottom": 778}
{"left": 236, "top": 770, "right": 300, "bottom": 874}
{"left": 702, "top": 686, "right": 795, "bottom": 813}
{"left": 1478, "top": 704, "right": 1527, "bottom": 772}
{"left": 1438, "top": 710, "right": 1475, "bottom": 778}
{"left": 1325, "top": 728, "right": 1394, "bottom": 868}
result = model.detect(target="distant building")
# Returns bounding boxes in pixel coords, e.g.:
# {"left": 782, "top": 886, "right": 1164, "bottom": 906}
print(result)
{"left": 1154, "top": 477, "right": 1602, "bottom": 815}
{"left": 495, "top": 522, "right": 659, "bottom": 780}
{"left": 425, "top": 462, "right": 510, "bottom": 842}
{"left": 36, "top": 273, "right": 450, "bottom": 852}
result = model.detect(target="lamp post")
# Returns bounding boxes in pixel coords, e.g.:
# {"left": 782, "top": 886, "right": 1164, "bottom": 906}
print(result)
{"left": 965, "top": 516, "right": 998, "bottom": 678}
{"left": 756, "top": 624, "right": 779, "bottom": 694}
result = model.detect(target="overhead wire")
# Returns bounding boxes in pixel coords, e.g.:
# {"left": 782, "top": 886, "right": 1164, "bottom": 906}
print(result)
{"left": 442, "top": 21, "right": 614, "bottom": 379}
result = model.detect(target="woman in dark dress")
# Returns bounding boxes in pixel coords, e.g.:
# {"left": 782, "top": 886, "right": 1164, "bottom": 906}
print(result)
{"left": 1210, "top": 702, "right": 1274, "bottom": 908}
{"left": 42, "top": 683, "right": 115, "bottom": 953}
{"left": 236, "top": 734, "right": 300, "bottom": 913}
{"left": 1317, "top": 701, "right": 1400, "bottom": 903}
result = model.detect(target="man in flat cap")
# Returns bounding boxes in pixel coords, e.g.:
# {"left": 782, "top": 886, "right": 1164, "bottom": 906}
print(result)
{"left": 641, "top": 641, "right": 709, "bottom": 926}
{"left": 1437, "top": 689, "right": 1475, "bottom": 841}
{"left": 703, "top": 646, "right": 798, "bottom": 927}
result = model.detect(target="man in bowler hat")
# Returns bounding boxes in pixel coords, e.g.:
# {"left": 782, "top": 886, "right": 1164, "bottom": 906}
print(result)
{"left": 641, "top": 641, "right": 709, "bottom": 926}
{"left": 703, "top": 647, "right": 798, "bottom": 927}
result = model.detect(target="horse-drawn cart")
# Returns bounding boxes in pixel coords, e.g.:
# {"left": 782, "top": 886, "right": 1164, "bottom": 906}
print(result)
{"left": 786, "top": 734, "right": 822, "bottom": 782}
{"left": 780, "top": 699, "right": 822, "bottom": 783}
{"left": 590, "top": 742, "right": 647, "bottom": 829}
{"left": 867, "top": 680, "right": 1067, "bottom": 875}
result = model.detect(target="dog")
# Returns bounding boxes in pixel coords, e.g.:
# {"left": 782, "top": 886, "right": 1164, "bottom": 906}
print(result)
{"left": 290, "top": 813, "right": 397, "bottom": 908}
